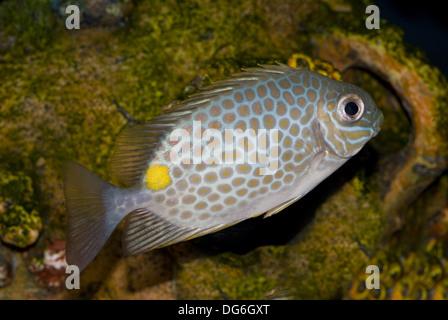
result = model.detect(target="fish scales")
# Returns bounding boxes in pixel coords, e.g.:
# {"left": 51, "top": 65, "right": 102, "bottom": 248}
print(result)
{"left": 63, "top": 63, "right": 383, "bottom": 271}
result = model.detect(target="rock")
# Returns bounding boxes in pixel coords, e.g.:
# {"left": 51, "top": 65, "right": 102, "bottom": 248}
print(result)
{"left": 0, "top": 254, "right": 13, "bottom": 288}
{"left": 28, "top": 237, "right": 68, "bottom": 291}
{"left": 53, "top": 0, "right": 132, "bottom": 27}
{"left": 0, "top": 172, "right": 42, "bottom": 248}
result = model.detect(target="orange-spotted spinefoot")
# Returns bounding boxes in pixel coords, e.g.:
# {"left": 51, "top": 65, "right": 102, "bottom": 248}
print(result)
{"left": 63, "top": 63, "right": 383, "bottom": 271}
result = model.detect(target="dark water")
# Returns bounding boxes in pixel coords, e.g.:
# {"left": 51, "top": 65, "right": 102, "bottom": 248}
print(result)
{"left": 375, "top": 0, "right": 448, "bottom": 77}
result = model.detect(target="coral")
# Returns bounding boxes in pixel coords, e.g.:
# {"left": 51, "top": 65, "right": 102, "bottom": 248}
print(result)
{"left": 28, "top": 237, "right": 68, "bottom": 290}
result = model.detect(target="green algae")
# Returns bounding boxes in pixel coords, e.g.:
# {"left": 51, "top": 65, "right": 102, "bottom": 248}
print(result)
{"left": 0, "top": 0, "right": 59, "bottom": 53}
{"left": 176, "top": 251, "right": 279, "bottom": 300}
{"left": 346, "top": 174, "right": 448, "bottom": 300}
{"left": 0, "top": 171, "right": 42, "bottom": 248}
{"left": 0, "top": 206, "right": 42, "bottom": 249}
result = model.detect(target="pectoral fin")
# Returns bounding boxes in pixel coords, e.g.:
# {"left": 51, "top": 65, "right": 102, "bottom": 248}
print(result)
{"left": 263, "top": 194, "right": 304, "bottom": 218}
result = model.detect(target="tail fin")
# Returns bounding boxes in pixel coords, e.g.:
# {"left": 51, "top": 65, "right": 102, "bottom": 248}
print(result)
{"left": 63, "top": 162, "right": 124, "bottom": 272}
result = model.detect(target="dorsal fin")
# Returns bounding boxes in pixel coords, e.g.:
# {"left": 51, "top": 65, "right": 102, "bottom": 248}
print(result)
{"left": 110, "top": 110, "right": 189, "bottom": 186}
{"left": 165, "top": 63, "right": 294, "bottom": 113}
{"left": 110, "top": 63, "right": 297, "bottom": 186}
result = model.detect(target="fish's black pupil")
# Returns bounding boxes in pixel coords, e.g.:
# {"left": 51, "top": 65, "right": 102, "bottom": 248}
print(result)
{"left": 344, "top": 101, "right": 359, "bottom": 116}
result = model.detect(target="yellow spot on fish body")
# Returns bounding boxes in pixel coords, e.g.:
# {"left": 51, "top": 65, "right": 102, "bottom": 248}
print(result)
{"left": 145, "top": 165, "right": 170, "bottom": 190}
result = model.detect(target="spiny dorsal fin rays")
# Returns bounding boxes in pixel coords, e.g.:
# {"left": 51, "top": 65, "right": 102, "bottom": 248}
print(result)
{"left": 166, "top": 63, "right": 295, "bottom": 114}
{"left": 242, "top": 62, "right": 293, "bottom": 75}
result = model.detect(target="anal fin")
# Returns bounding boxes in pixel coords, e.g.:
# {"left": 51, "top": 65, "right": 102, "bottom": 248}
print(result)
{"left": 263, "top": 194, "right": 303, "bottom": 218}
{"left": 122, "top": 208, "right": 199, "bottom": 256}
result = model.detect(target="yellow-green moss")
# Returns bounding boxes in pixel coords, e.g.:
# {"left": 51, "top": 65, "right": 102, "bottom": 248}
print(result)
{"left": 0, "top": 0, "right": 59, "bottom": 53}
{"left": 0, "top": 171, "right": 42, "bottom": 248}
{"left": 0, "top": 206, "right": 42, "bottom": 248}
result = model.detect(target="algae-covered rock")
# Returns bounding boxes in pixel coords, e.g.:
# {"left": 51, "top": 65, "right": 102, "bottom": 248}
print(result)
{"left": 0, "top": 0, "right": 57, "bottom": 52}
{"left": 346, "top": 175, "right": 448, "bottom": 300}
{"left": 0, "top": 0, "right": 448, "bottom": 300}
{"left": 0, "top": 171, "right": 42, "bottom": 248}
{"left": 0, "top": 206, "right": 42, "bottom": 248}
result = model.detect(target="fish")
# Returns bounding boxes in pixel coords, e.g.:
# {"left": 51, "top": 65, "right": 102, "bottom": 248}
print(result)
{"left": 63, "top": 63, "right": 383, "bottom": 271}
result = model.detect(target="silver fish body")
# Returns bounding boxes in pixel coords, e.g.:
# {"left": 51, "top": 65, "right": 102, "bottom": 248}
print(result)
{"left": 63, "top": 64, "right": 383, "bottom": 271}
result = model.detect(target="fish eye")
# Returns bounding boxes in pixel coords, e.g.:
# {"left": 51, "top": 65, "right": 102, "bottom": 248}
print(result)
{"left": 344, "top": 102, "right": 359, "bottom": 116}
{"left": 337, "top": 94, "right": 364, "bottom": 123}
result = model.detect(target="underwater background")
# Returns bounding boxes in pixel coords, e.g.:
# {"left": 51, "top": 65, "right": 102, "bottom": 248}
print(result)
{"left": 0, "top": 0, "right": 447, "bottom": 299}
